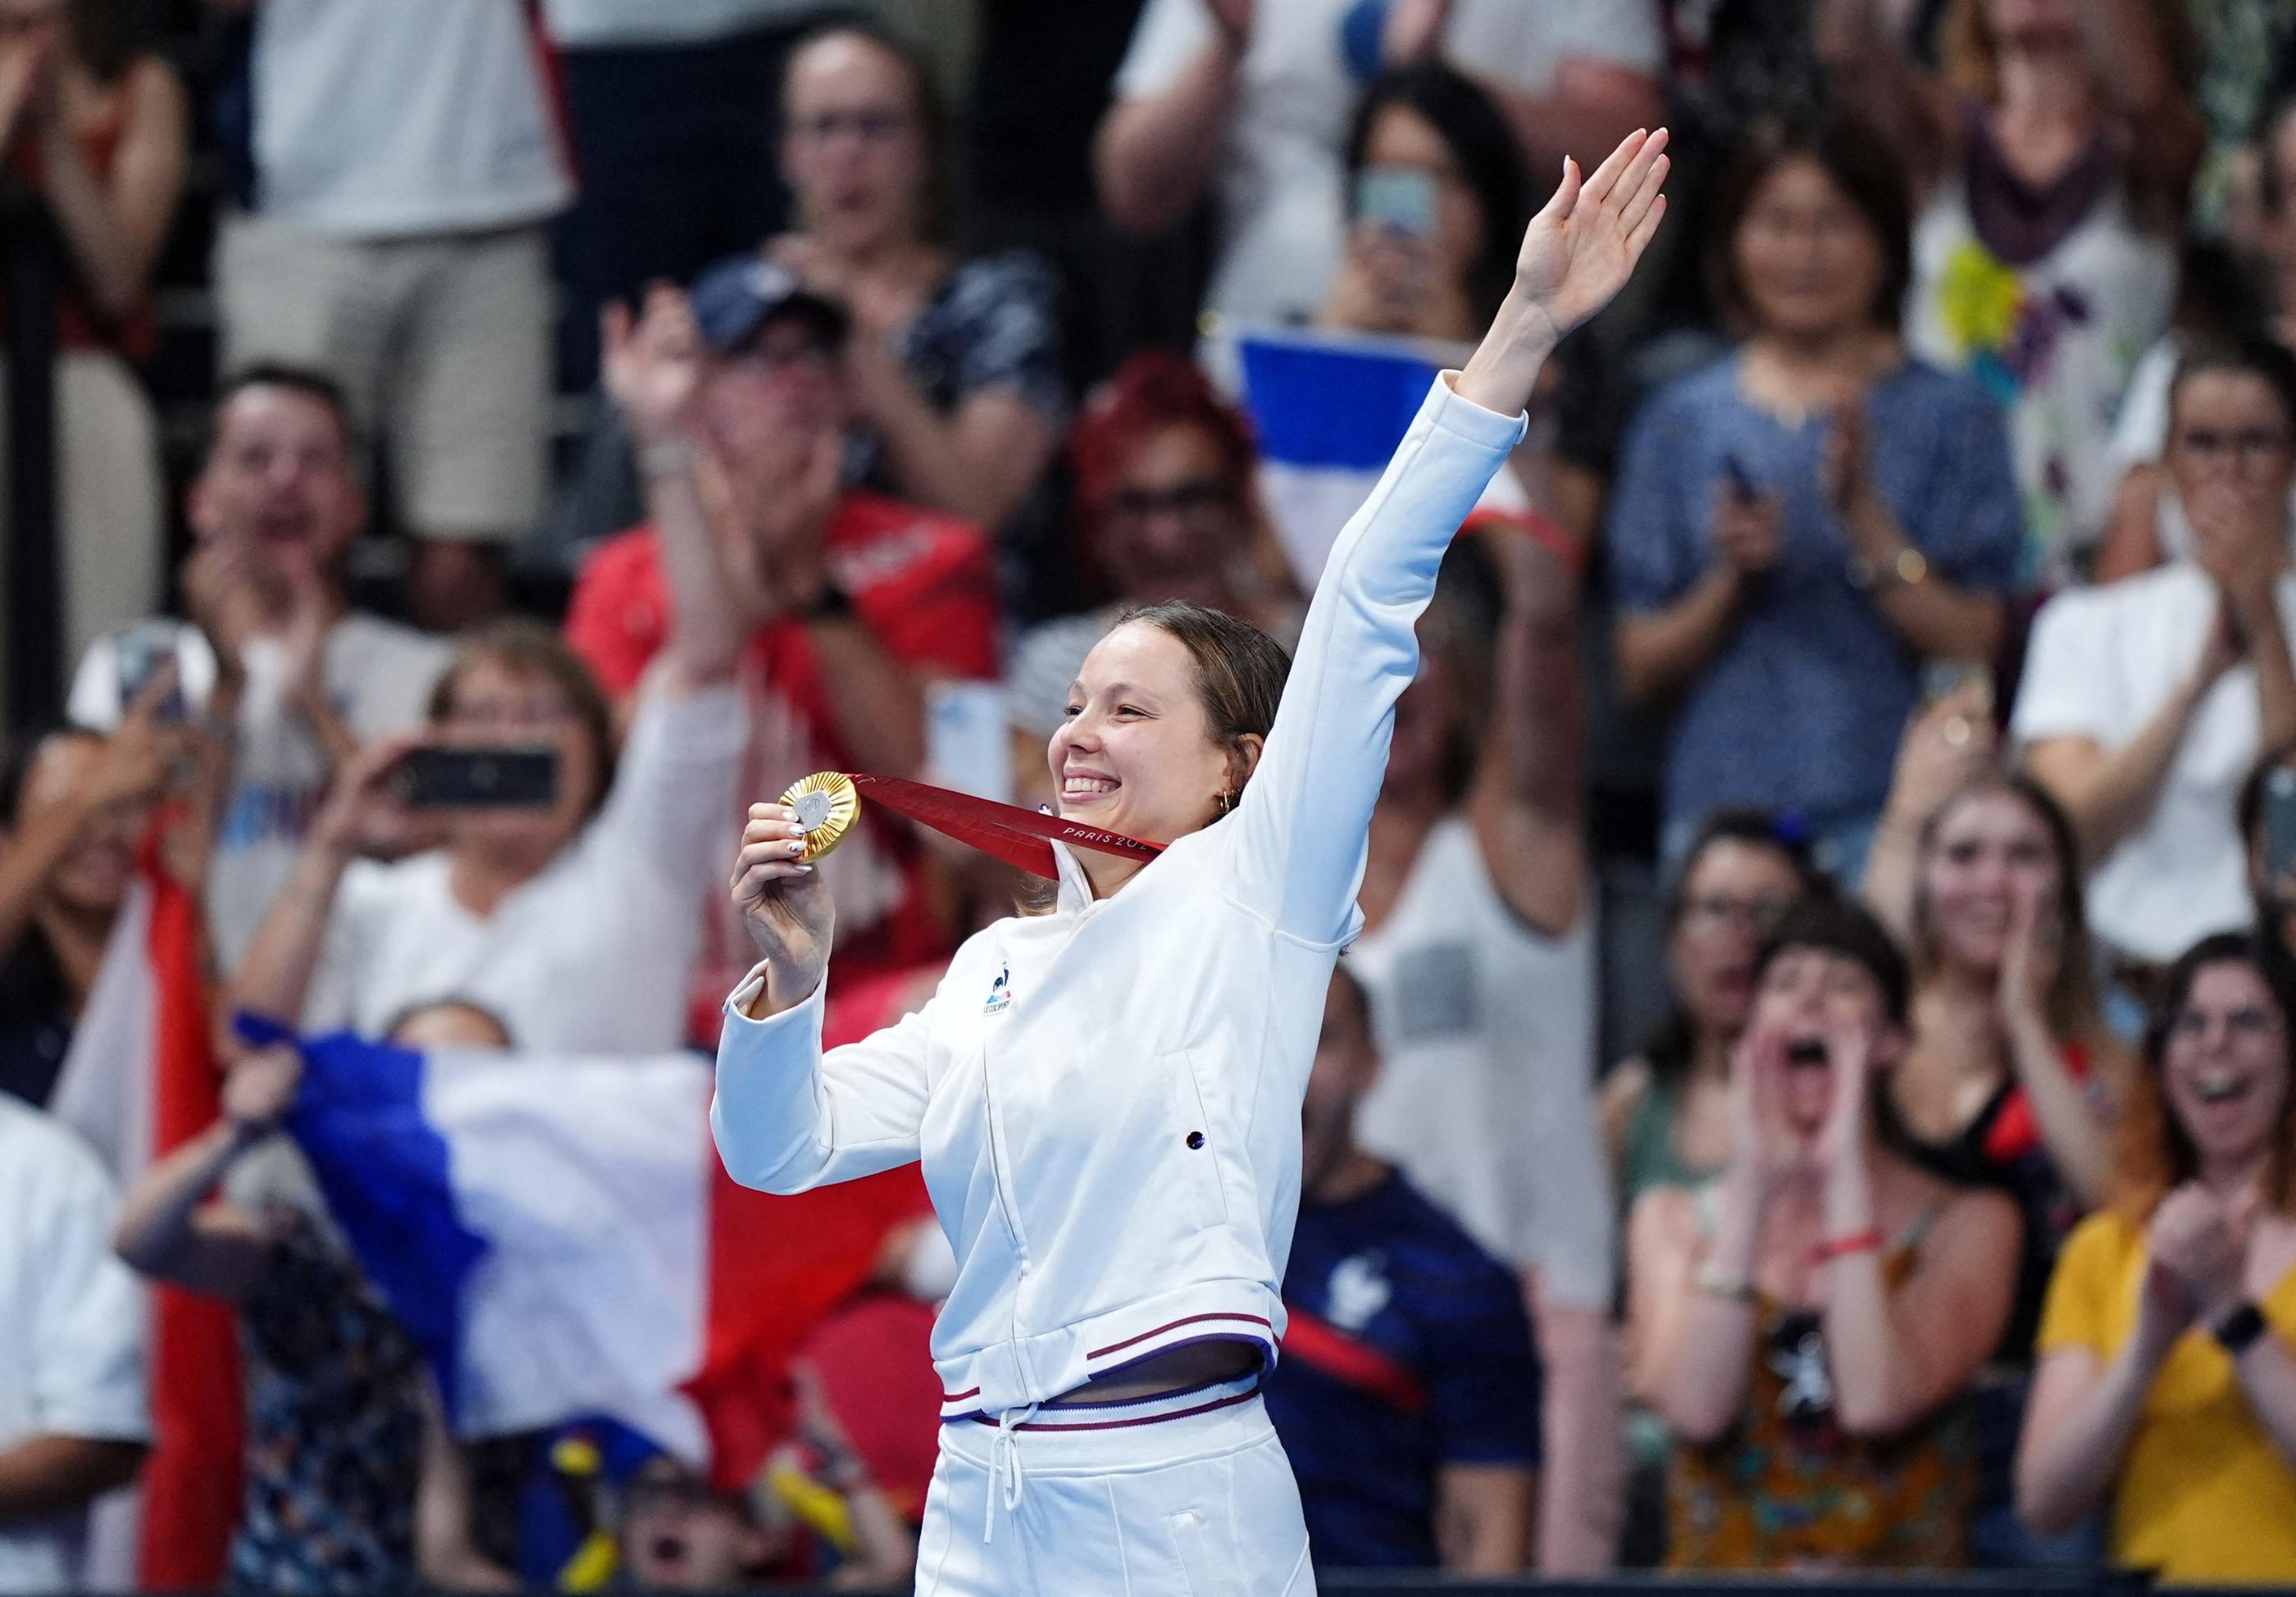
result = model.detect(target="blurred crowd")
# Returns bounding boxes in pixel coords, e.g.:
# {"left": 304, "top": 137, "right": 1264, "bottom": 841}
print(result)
{"left": 10, "top": 0, "right": 2296, "bottom": 1589}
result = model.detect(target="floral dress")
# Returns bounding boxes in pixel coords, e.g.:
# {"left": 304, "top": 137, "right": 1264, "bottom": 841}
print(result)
{"left": 227, "top": 1208, "right": 426, "bottom": 1593}
{"left": 1665, "top": 1208, "right": 1976, "bottom": 1570}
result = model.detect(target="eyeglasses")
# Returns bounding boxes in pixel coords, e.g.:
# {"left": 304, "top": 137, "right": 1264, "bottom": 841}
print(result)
{"left": 1102, "top": 479, "right": 1236, "bottom": 523}
{"left": 787, "top": 110, "right": 913, "bottom": 145}
{"left": 2167, "top": 1006, "right": 2285, "bottom": 1044}
{"left": 1679, "top": 894, "right": 1796, "bottom": 937}
{"left": 2172, "top": 427, "right": 2294, "bottom": 466}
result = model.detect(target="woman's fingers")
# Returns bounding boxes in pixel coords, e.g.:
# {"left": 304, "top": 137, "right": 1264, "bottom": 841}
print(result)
{"left": 731, "top": 857, "right": 812, "bottom": 904}
{"left": 1575, "top": 127, "right": 1647, "bottom": 207}
{"left": 1616, "top": 151, "right": 1670, "bottom": 236}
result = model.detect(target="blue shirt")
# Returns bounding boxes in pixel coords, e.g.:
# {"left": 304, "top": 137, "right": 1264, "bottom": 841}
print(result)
{"left": 1264, "top": 1169, "right": 1540, "bottom": 1569}
{"left": 1606, "top": 354, "right": 2021, "bottom": 832}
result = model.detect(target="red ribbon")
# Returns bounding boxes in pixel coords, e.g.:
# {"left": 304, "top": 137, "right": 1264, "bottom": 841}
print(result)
{"left": 849, "top": 772, "right": 1162, "bottom": 882}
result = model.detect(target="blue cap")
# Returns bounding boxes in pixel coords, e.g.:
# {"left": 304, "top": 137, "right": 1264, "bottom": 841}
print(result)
{"left": 688, "top": 257, "right": 850, "bottom": 354}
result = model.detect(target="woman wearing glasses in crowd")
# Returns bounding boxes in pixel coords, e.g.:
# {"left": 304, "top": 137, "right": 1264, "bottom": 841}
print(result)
{"left": 2016, "top": 933, "right": 2296, "bottom": 1584}
{"left": 1863, "top": 728, "right": 2129, "bottom": 1565}
{"left": 765, "top": 21, "right": 1068, "bottom": 610}
{"left": 2013, "top": 336, "right": 2296, "bottom": 999}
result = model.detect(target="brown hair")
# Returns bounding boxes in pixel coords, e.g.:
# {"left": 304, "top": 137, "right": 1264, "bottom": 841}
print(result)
{"left": 1114, "top": 601, "right": 1290, "bottom": 798}
{"left": 426, "top": 621, "right": 618, "bottom": 820}
{"left": 1705, "top": 115, "right": 1912, "bottom": 336}
{"left": 1911, "top": 773, "right": 2104, "bottom": 1040}
{"left": 2113, "top": 932, "right": 2296, "bottom": 1222}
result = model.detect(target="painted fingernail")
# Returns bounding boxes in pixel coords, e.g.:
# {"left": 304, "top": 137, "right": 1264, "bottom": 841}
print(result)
{"left": 787, "top": 825, "right": 809, "bottom": 839}
{"left": 788, "top": 840, "right": 805, "bottom": 855}
{"left": 793, "top": 864, "right": 812, "bottom": 875}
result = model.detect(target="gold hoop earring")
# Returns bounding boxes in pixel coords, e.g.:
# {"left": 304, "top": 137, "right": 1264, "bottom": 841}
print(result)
{"left": 1215, "top": 791, "right": 1233, "bottom": 817}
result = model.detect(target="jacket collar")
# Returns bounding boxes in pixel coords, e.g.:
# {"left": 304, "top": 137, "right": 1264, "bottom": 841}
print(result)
{"left": 1050, "top": 839, "right": 1096, "bottom": 914}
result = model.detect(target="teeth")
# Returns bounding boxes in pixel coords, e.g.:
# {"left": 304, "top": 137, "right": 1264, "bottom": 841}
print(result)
{"left": 1063, "top": 778, "right": 1118, "bottom": 794}
{"left": 2194, "top": 1070, "right": 2249, "bottom": 1104}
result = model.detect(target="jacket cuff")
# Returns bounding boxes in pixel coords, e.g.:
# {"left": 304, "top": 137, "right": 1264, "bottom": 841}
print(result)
{"left": 722, "top": 962, "right": 827, "bottom": 1034}
{"left": 1433, "top": 371, "right": 1533, "bottom": 452}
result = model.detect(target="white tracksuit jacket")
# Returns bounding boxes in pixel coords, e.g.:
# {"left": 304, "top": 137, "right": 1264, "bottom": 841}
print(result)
{"left": 711, "top": 374, "right": 1526, "bottom": 1423}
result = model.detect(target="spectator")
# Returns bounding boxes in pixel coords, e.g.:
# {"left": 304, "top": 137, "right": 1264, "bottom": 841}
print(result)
{"left": 66, "top": 366, "right": 450, "bottom": 968}
{"left": 1344, "top": 527, "right": 1613, "bottom": 1572}
{"left": 0, "top": 0, "right": 187, "bottom": 666}
{"left": 617, "top": 1366, "right": 914, "bottom": 1590}
{"left": 111, "top": 1044, "right": 508, "bottom": 1590}
{"left": 1603, "top": 810, "right": 1822, "bottom": 1214}
{"left": 1264, "top": 966, "right": 1539, "bottom": 1574}
{"left": 207, "top": 0, "right": 571, "bottom": 630}
{"left": 2096, "top": 89, "right": 2296, "bottom": 582}
{"left": 539, "top": 0, "right": 835, "bottom": 389}
{"left": 228, "top": 612, "right": 743, "bottom": 1055}
{"left": 2015, "top": 335, "right": 2296, "bottom": 973}
{"left": 1095, "top": 0, "right": 1661, "bottom": 327}
{"left": 1831, "top": 0, "right": 2195, "bottom": 581}
{"left": 1321, "top": 61, "right": 1530, "bottom": 344}
{"left": 1003, "top": 350, "right": 1298, "bottom": 770}
{"left": 1627, "top": 894, "right": 2020, "bottom": 1570}
{"left": 1610, "top": 115, "right": 2020, "bottom": 880}
{"left": 1864, "top": 742, "right": 2129, "bottom": 1565}
{"left": 0, "top": 1094, "right": 145, "bottom": 1592}
{"left": 0, "top": 697, "right": 194, "bottom": 1108}
{"left": 2016, "top": 931, "right": 2296, "bottom": 1584}
{"left": 763, "top": 22, "right": 1068, "bottom": 596}
{"left": 565, "top": 270, "right": 998, "bottom": 1028}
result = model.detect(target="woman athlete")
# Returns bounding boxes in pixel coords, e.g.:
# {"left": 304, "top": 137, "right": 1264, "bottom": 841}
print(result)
{"left": 715, "top": 126, "right": 1672, "bottom": 1595}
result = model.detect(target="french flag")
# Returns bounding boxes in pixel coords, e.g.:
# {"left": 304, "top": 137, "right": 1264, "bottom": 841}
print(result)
{"left": 1231, "top": 324, "right": 1544, "bottom": 587}
{"left": 48, "top": 851, "right": 243, "bottom": 1590}
{"left": 254, "top": 1021, "right": 926, "bottom": 1485}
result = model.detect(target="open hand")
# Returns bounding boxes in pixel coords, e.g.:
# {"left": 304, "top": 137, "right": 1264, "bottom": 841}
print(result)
{"left": 604, "top": 284, "right": 708, "bottom": 448}
{"left": 1725, "top": 1024, "right": 1809, "bottom": 1196}
{"left": 1508, "top": 127, "right": 1670, "bottom": 348}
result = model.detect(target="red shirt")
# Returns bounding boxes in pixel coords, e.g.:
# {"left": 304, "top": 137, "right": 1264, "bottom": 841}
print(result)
{"left": 565, "top": 492, "right": 1000, "bottom": 1037}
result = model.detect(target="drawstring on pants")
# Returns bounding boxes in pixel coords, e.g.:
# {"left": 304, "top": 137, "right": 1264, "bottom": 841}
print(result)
{"left": 983, "top": 1401, "right": 1040, "bottom": 1543}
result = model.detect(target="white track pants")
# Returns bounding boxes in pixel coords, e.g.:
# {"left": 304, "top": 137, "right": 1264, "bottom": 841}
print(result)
{"left": 913, "top": 1375, "right": 1315, "bottom": 1596}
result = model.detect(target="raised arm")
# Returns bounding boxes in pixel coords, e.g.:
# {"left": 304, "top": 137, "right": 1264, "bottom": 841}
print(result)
{"left": 1225, "top": 130, "right": 1669, "bottom": 941}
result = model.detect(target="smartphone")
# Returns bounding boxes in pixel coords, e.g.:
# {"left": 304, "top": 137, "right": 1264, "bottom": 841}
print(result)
{"left": 2266, "top": 767, "right": 2296, "bottom": 889}
{"left": 1355, "top": 166, "right": 1437, "bottom": 240}
{"left": 396, "top": 748, "right": 558, "bottom": 810}
{"left": 112, "top": 621, "right": 187, "bottom": 723}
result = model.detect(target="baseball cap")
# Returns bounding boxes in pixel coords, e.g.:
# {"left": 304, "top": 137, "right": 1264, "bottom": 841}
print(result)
{"left": 689, "top": 257, "right": 850, "bottom": 355}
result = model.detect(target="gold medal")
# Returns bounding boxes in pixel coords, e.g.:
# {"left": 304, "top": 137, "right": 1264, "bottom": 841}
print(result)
{"left": 779, "top": 771, "right": 861, "bottom": 864}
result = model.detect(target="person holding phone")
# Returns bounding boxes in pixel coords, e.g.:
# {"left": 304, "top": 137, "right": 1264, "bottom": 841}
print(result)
{"left": 1608, "top": 115, "right": 2020, "bottom": 881}
{"left": 1321, "top": 63, "right": 1529, "bottom": 343}
{"left": 230, "top": 298, "right": 753, "bottom": 1054}
{"left": 715, "top": 130, "right": 1669, "bottom": 1595}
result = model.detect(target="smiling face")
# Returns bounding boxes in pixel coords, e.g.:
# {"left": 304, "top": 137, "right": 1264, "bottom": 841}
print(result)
{"left": 189, "top": 383, "right": 364, "bottom": 600}
{"left": 1048, "top": 621, "right": 1254, "bottom": 847}
{"left": 1731, "top": 156, "right": 1887, "bottom": 343}
{"left": 781, "top": 31, "right": 932, "bottom": 257}
{"left": 1748, "top": 945, "right": 1899, "bottom": 1134}
{"left": 2163, "top": 960, "right": 2294, "bottom": 1176}
{"left": 1670, "top": 839, "right": 1805, "bottom": 1042}
{"left": 1920, "top": 788, "right": 2062, "bottom": 977}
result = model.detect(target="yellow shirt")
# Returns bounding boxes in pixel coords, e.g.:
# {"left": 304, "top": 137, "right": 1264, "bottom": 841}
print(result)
{"left": 2037, "top": 1211, "right": 2296, "bottom": 1585}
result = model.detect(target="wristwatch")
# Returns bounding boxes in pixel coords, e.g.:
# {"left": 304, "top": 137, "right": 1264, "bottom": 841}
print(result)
{"left": 2214, "top": 1300, "right": 2269, "bottom": 1356}
{"left": 1847, "top": 544, "right": 1929, "bottom": 594}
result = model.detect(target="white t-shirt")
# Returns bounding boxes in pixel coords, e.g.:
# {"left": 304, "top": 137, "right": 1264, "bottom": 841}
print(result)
{"left": 1112, "top": 0, "right": 1661, "bottom": 325}
{"left": 540, "top": 0, "right": 817, "bottom": 49}
{"left": 2011, "top": 563, "right": 2296, "bottom": 962}
{"left": 70, "top": 612, "right": 452, "bottom": 969}
{"left": 1347, "top": 815, "right": 1613, "bottom": 1308}
{"left": 301, "top": 678, "right": 745, "bottom": 1053}
{"left": 0, "top": 1101, "right": 148, "bottom": 1595}
{"left": 250, "top": 0, "right": 572, "bottom": 237}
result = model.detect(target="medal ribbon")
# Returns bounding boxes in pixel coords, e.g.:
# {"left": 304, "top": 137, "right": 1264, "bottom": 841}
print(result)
{"left": 848, "top": 772, "right": 1163, "bottom": 881}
